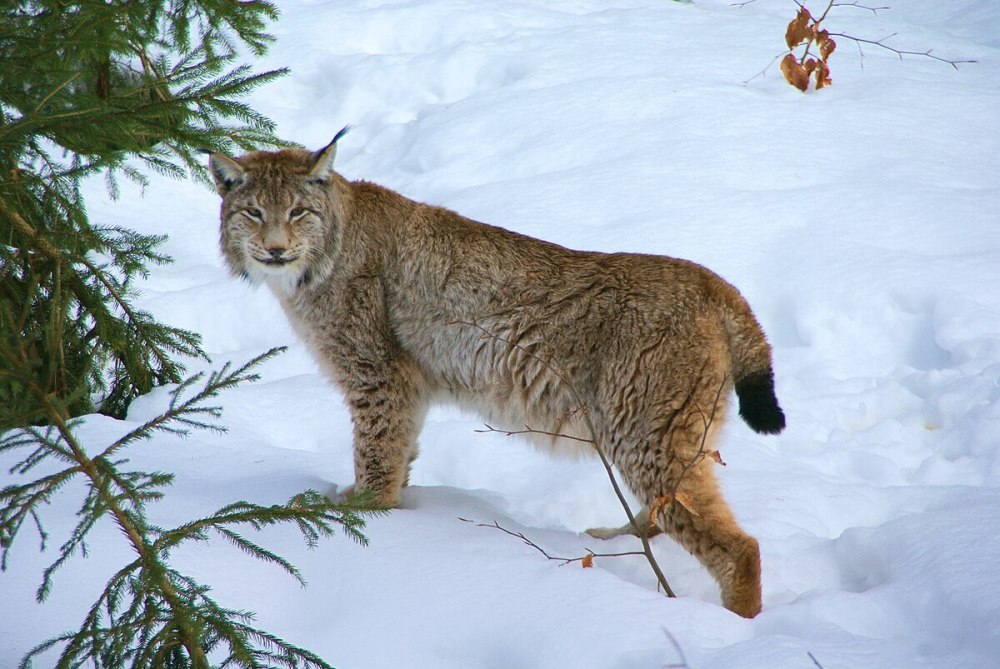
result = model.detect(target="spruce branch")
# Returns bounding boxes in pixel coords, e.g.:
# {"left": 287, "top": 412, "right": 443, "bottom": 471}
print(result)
{"left": 4, "top": 348, "right": 378, "bottom": 668}
{"left": 1, "top": 0, "right": 289, "bottom": 426}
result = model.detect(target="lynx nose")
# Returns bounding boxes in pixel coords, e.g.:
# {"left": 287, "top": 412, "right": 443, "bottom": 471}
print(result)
{"left": 259, "top": 246, "right": 291, "bottom": 264}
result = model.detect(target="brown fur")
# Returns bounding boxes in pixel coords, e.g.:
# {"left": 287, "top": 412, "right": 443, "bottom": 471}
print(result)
{"left": 209, "top": 134, "right": 784, "bottom": 618}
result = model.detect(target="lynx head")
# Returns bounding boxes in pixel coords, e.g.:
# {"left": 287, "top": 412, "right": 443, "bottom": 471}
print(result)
{"left": 208, "top": 127, "right": 349, "bottom": 292}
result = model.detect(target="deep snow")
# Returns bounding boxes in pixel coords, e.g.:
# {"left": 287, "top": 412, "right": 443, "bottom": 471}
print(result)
{"left": 3, "top": 1, "right": 1000, "bottom": 667}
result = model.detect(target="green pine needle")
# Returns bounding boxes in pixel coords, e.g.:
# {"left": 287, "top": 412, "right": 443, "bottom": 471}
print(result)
{"left": 4, "top": 348, "right": 380, "bottom": 668}
{"left": 1, "top": 3, "right": 372, "bottom": 664}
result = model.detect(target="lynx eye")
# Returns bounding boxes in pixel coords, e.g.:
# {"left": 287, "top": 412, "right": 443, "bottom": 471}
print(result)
{"left": 289, "top": 206, "right": 306, "bottom": 219}
{"left": 243, "top": 208, "right": 264, "bottom": 222}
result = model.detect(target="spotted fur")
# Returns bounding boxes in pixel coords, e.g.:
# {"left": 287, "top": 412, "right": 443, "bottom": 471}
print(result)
{"left": 209, "top": 134, "right": 785, "bottom": 617}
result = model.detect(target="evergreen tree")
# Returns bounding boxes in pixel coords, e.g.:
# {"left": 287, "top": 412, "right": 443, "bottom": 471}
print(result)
{"left": 1, "top": 348, "right": 383, "bottom": 668}
{"left": 0, "top": 4, "right": 384, "bottom": 667}
{"left": 0, "top": 0, "right": 287, "bottom": 427}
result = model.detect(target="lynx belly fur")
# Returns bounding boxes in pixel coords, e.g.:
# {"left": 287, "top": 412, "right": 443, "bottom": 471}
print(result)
{"left": 208, "top": 130, "right": 785, "bottom": 618}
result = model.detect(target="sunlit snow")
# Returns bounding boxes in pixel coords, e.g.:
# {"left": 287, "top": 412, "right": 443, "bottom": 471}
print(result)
{"left": 3, "top": 1, "right": 999, "bottom": 667}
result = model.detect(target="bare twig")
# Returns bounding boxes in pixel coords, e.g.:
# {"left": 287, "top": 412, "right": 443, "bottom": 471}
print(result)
{"left": 460, "top": 518, "right": 645, "bottom": 566}
{"left": 456, "top": 319, "right": 678, "bottom": 597}
{"left": 662, "top": 627, "right": 691, "bottom": 669}
{"left": 743, "top": 51, "right": 787, "bottom": 85}
{"left": 808, "top": 651, "right": 826, "bottom": 669}
{"left": 827, "top": 32, "right": 977, "bottom": 69}
{"left": 800, "top": 0, "right": 836, "bottom": 26}
{"left": 476, "top": 423, "right": 593, "bottom": 445}
{"left": 832, "top": 1, "right": 888, "bottom": 15}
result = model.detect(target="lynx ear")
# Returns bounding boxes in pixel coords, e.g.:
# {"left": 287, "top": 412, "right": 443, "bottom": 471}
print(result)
{"left": 208, "top": 153, "right": 246, "bottom": 195}
{"left": 307, "top": 125, "right": 351, "bottom": 183}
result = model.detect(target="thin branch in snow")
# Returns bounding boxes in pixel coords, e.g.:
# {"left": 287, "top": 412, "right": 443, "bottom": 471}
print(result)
{"left": 808, "top": 651, "right": 827, "bottom": 668}
{"left": 459, "top": 518, "right": 646, "bottom": 567}
{"left": 826, "top": 32, "right": 977, "bottom": 69}
{"left": 662, "top": 627, "right": 692, "bottom": 668}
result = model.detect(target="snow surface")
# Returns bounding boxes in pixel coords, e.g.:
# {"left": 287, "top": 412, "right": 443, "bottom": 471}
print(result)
{"left": 3, "top": 1, "right": 1000, "bottom": 667}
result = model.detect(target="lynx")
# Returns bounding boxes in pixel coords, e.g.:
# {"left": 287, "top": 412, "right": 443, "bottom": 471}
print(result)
{"left": 208, "top": 129, "right": 785, "bottom": 618}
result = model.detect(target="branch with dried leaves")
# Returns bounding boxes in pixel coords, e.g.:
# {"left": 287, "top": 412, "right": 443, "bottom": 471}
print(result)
{"left": 742, "top": 1, "right": 975, "bottom": 90}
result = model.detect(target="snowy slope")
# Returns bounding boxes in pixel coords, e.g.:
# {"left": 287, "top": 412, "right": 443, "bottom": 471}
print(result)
{"left": 4, "top": 1, "right": 1000, "bottom": 667}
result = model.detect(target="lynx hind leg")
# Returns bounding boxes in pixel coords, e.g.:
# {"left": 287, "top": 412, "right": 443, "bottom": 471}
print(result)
{"left": 653, "top": 459, "right": 762, "bottom": 618}
{"left": 585, "top": 507, "right": 663, "bottom": 540}
{"left": 593, "top": 457, "right": 761, "bottom": 616}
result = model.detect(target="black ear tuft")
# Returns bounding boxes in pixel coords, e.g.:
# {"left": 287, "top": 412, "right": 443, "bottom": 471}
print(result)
{"left": 332, "top": 125, "right": 351, "bottom": 144}
{"left": 307, "top": 125, "right": 352, "bottom": 182}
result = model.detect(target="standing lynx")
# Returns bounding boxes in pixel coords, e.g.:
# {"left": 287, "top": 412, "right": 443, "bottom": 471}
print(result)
{"left": 208, "top": 129, "right": 785, "bottom": 618}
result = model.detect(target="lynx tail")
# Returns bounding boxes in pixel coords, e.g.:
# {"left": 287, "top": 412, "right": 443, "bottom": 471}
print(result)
{"left": 735, "top": 371, "right": 785, "bottom": 435}
{"left": 716, "top": 283, "right": 786, "bottom": 436}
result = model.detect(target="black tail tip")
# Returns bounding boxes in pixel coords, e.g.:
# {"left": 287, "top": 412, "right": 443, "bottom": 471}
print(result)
{"left": 736, "top": 372, "right": 786, "bottom": 435}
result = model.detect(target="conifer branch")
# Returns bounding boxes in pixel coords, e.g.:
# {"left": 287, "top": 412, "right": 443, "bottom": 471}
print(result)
{"left": 0, "top": 0, "right": 288, "bottom": 426}
{"left": 1, "top": 3, "right": 374, "bottom": 666}
{"left": 4, "top": 349, "right": 378, "bottom": 668}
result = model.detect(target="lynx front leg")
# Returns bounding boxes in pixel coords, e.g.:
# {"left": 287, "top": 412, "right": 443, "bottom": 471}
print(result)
{"left": 346, "top": 357, "right": 427, "bottom": 508}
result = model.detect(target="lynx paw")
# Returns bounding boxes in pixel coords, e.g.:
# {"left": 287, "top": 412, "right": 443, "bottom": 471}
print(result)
{"left": 339, "top": 483, "right": 403, "bottom": 508}
{"left": 585, "top": 525, "right": 631, "bottom": 540}
{"left": 585, "top": 512, "right": 663, "bottom": 540}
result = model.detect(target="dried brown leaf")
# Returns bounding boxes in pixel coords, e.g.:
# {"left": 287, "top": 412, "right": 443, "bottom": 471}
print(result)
{"left": 581, "top": 553, "right": 594, "bottom": 569}
{"left": 707, "top": 450, "right": 727, "bottom": 467}
{"left": 815, "top": 60, "right": 832, "bottom": 89}
{"left": 650, "top": 492, "right": 700, "bottom": 521}
{"left": 674, "top": 491, "right": 698, "bottom": 516}
{"left": 780, "top": 53, "right": 810, "bottom": 92}
{"left": 785, "top": 7, "right": 814, "bottom": 49}
{"left": 818, "top": 31, "right": 837, "bottom": 61}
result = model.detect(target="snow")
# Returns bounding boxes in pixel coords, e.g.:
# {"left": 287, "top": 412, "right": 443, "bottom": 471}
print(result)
{"left": 3, "top": 0, "right": 1000, "bottom": 667}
